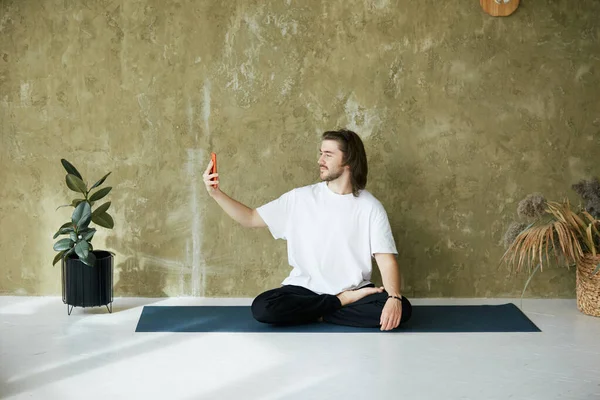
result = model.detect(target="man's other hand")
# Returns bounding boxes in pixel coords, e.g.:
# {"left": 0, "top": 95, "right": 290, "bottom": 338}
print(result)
{"left": 380, "top": 297, "right": 402, "bottom": 331}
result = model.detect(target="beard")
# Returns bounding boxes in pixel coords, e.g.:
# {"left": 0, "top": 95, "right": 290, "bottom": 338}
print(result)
{"left": 320, "top": 167, "right": 343, "bottom": 182}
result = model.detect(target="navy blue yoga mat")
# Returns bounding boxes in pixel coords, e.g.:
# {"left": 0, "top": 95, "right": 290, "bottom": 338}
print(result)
{"left": 135, "top": 303, "right": 540, "bottom": 333}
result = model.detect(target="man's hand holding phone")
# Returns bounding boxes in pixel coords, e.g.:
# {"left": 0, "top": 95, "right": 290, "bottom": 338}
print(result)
{"left": 203, "top": 152, "right": 220, "bottom": 196}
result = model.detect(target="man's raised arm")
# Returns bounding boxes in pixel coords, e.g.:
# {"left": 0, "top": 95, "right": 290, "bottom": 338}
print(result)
{"left": 202, "top": 159, "right": 267, "bottom": 228}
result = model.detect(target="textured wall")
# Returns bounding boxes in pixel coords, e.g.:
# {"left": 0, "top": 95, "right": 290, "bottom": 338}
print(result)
{"left": 1, "top": 0, "right": 598, "bottom": 297}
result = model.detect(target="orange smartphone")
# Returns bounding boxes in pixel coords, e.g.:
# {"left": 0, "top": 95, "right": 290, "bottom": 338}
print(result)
{"left": 210, "top": 152, "right": 217, "bottom": 188}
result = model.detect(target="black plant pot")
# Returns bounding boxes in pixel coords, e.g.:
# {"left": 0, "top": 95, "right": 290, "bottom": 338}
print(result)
{"left": 62, "top": 250, "right": 114, "bottom": 315}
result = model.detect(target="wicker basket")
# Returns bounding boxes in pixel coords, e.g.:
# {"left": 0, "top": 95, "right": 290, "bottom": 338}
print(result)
{"left": 576, "top": 254, "right": 600, "bottom": 317}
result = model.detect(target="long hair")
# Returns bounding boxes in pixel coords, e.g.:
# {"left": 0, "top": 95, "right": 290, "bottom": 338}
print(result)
{"left": 321, "top": 129, "right": 368, "bottom": 197}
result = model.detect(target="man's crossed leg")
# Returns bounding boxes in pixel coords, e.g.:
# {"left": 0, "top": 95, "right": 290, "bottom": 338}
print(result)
{"left": 251, "top": 285, "right": 412, "bottom": 328}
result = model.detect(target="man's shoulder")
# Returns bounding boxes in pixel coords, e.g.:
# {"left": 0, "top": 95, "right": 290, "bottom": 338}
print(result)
{"left": 294, "top": 182, "right": 322, "bottom": 195}
{"left": 357, "top": 190, "right": 388, "bottom": 213}
{"left": 357, "top": 189, "right": 382, "bottom": 204}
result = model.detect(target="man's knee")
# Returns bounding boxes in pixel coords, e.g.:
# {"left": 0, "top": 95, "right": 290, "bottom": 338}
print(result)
{"left": 251, "top": 292, "right": 273, "bottom": 323}
{"left": 400, "top": 296, "right": 412, "bottom": 323}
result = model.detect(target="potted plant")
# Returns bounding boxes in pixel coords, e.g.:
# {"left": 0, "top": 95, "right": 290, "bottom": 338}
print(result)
{"left": 501, "top": 180, "right": 600, "bottom": 317}
{"left": 52, "top": 159, "right": 115, "bottom": 315}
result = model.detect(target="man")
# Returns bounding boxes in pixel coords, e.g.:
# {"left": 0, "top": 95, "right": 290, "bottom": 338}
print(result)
{"left": 202, "top": 129, "right": 412, "bottom": 331}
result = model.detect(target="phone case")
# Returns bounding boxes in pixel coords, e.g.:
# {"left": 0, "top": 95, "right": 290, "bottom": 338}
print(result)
{"left": 210, "top": 152, "right": 217, "bottom": 187}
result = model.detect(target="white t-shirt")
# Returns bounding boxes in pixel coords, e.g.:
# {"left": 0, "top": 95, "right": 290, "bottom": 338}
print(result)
{"left": 256, "top": 181, "right": 398, "bottom": 295}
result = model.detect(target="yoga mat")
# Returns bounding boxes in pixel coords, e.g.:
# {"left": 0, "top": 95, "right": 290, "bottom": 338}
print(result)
{"left": 135, "top": 303, "right": 541, "bottom": 333}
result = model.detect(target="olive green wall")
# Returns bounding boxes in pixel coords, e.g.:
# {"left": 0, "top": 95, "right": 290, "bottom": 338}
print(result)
{"left": 1, "top": 0, "right": 598, "bottom": 297}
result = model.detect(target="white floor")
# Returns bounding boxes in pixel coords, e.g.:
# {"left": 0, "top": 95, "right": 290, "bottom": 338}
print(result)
{"left": 1, "top": 297, "right": 599, "bottom": 400}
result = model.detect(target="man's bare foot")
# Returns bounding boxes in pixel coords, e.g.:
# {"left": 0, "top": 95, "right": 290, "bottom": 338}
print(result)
{"left": 337, "top": 286, "right": 384, "bottom": 307}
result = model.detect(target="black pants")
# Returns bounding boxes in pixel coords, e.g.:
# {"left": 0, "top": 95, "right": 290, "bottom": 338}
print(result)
{"left": 251, "top": 284, "right": 412, "bottom": 328}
